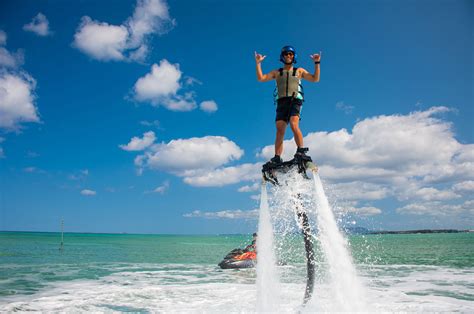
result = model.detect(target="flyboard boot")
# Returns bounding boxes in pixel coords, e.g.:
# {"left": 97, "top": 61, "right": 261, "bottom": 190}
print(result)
{"left": 294, "top": 147, "right": 318, "bottom": 179}
{"left": 262, "top": 147, "right": 318, "bottom": 185}
{"left": 262, "top": 155, "right": 283, "bottom": 185}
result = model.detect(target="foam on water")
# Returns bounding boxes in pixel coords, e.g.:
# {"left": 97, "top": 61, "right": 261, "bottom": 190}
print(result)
{"left": 1, "top": 264, "right": 473, "bottom": 313}
{"left": 256, "top": 183, "right": 280, "bottom": 312}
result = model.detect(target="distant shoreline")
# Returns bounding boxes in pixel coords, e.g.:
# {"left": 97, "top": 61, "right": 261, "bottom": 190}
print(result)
{"left": 1, "top": 229, "right": 473, "bottom": 236}
{"left": 368, "top": 229, "right": 472, "bottom": 235}
{"left": 344, "top": 227, "right": 473, "bottom": 235}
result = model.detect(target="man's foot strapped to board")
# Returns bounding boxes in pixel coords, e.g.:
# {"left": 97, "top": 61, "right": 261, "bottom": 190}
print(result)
{"left": 262, "top": 148, "right": 317, "bottom": 185}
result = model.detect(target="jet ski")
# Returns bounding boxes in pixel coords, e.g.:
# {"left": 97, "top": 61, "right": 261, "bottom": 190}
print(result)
{"left": 218, "top": 248, "right": 257, "bottom": 269}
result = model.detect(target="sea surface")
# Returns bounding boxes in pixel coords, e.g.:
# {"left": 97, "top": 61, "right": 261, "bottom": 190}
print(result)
{"left": 1, "top": 231, "right": 473, "bottom": 312}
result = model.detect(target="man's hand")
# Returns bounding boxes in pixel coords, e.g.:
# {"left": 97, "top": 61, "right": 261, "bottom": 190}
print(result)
{"left": 310, "top": 51, "right": 322, "bottom": 62}
{"left": 255, "top": 51, "right": 276, "bottom": 82}
{"left": 255, "top": 51, "right": 266, "bottom": 64}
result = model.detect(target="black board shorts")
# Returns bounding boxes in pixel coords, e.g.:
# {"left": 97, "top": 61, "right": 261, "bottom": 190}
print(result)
{"left": 276, "top": 97, "right": 303, "bottom": 122}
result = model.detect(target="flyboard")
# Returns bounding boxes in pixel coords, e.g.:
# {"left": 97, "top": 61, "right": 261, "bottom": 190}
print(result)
{"left": 261, "top": 148, "right": 317, "bottom": 305}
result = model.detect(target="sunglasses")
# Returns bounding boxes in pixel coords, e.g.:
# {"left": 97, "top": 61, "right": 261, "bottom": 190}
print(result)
{"left": 283, "top": 52, "right": 294, "bottom": 56}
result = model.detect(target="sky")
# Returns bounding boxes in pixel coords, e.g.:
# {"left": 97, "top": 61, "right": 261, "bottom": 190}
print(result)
{"left": 0, "top": 0, "right": 473, "bottom": 234}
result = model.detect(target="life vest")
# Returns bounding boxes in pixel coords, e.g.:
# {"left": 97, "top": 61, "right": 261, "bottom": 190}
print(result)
{"left": 235, "top": 251, "right": 257, "bottom": 260}
{"left": 274, "top": 67, "right": 304, "bottom": 101}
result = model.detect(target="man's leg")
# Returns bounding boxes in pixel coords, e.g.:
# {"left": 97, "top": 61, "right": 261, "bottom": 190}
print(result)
{"left": 289, "top": 116, "right": 303, "bottom": 148}
{"left": 275, "top": 120, "right": 287, "bottom": 156}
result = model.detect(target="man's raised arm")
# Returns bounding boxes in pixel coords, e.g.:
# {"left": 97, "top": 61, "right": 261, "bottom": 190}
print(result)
{"left": 301, "top": 52, "right": 321, "bottom": 83}
{"left": 255, "top": 51, "right": 276, "bottom": 82}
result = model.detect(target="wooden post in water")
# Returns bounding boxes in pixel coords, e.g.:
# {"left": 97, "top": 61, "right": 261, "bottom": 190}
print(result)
{"left": 59, "top": 219, "right": 64, "bottom": 251}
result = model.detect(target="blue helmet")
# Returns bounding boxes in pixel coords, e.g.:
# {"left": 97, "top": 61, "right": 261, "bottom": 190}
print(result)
{"left": 280, "top": 45, "right": 297, "bottom": 64}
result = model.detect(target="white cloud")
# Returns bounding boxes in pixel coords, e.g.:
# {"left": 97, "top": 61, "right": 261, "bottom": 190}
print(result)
{"left": 129, "top": 45, "right": 148, "bottom": 62}
{"left": 73, "top": 17, "right": 128, "bottom": 61}
{"left": 162, "top": 95, "right": 196, "bottom": 111}
{"left": 250, "top": 194, "right": 260, "bottom": 201}
{"left": 396, "top": 203, "right": 431, "bottom": 215}
{"left": 413, "top": 187, "right": 460, "bottom": 201}
{"left": 120, "top": 131, "right": 156, "bottom": 151}
{"left": 259, "top": 107, "right": 454, "bottom": 166}
{"left": 453, "top": 181, "right": 474, "bottom": 193}
{"left": 73, "top": 0, "right": 174, "bottom": 62}
{"left": 163, "top": 95, "right": 196, "bottom": 111}
{"left": 329, "top": 181, "right": 390, "bottom": 201}
{"left": 183, "top": 209, "right": 258, "bottom": 219}
{"left": 81, "top": 189, "right": 96, "bottom": 196}
{"left": 146, "top": 180, "right": 169, "bottom": 194}
{"left": 0, "top": 47, "right": 24, "bottom": 69}
{"left": 130, "top": 135, "right": 256, "bottom": 186}
{"left": 200, "top": 100, "right": 218, "bottom": 113}
{"left": 0, "top": 31, "right": 40, "bottom": 131}
{"left": 0, "top": 31, "right": 6, "bottom": 45}
{"left": 183, "top": 163, "right": 261, "bottom": 187}
{"left": 453, "top": 145, "right": 474, "bottom": 163}
{"left": 255, "top": 106, "right": 473, "bottom": 217}
{"left": 0, "top": 137, "right": 4, "bottom": 158}
{"left": 134, "top": 60, "right": 181, "bottom": 99}
{"left": 396, "top": 200, "right": 474, "bottom": 216}
{"left": 154, "top": 181, "right": 169, "bottom": 194}
{"left": 336, "top": 101, "right": 354, "bottom": 114}
{"left": 136, "top": 136, "right": 243, "bottom": 174}
{"left": 126, "top": 0, "right": 173, "bottom": 46}
{"left": 184, "top": 76, "right": 202, "bottom": 86}
{"left": 68, "top": 169, "right": 89, "bottom": 181}
{"left": 0, "top": 30, "right": 24, "bottom": 69}
{"left": 238, "top": 182, "right": 261, "bottom": 192}
{"left": 345, "top": 206, "right": 382, "bottom": 216}
{"left": 0, "top": 73, "right": 40, "bottom": 130}
{"left": 140, "top": 120, "right": 161, "bottom": 128}
{"left": 23, "top": 167, "right": 36, "bottom": 173}
{"left": 132, "top": 60, "right": 198, "bottom": 111}
{"left": 23, "top": 166, "right": 46, "bottom": 174}
{"left": 23, "top": 13, "right": 51, "bottom": 36}
{"left": 317, "top": 165, "right": 398, "bottom": 183}
{"left": 258, "top": 107, "right": 472, "bottom": 187}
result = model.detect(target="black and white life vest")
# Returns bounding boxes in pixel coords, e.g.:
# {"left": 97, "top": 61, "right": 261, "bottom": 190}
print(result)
{"left": 274, "top": 67, "right": 304, "bottom": 101}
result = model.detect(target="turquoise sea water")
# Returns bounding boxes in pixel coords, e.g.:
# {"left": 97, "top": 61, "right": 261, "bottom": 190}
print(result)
{"left": 1, "top": 231, "right": 473, "bottom": 312}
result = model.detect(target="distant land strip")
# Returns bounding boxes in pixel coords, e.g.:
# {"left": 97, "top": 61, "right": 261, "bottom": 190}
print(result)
{"left": 369, "top": 229, "right": 472, "bottom": 235}
{"left": 344, "top": 227, "right": 473, "bottom": 235}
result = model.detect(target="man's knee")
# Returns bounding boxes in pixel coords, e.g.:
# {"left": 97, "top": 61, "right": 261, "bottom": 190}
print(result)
{"left": 290, "top": 121, "right": 300, "bottom": 131}
{"left": 276, "top": 121, "right": 286, "bottom": 132}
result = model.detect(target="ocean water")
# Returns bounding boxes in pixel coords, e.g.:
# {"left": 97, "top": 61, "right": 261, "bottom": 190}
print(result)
{"left": 0, "top": 231, "right": 473, "bottom": 312}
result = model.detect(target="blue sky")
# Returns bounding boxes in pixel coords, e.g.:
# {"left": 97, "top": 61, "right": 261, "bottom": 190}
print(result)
{"left": 0, "top": 0, "right": 472, "bottom": 234}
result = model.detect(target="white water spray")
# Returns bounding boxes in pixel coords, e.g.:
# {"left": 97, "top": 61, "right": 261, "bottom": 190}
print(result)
{"left": 256, "top": 183, "right": 280, "bottom": 312}
{"left": 312, "top": 173, "right": 368, "bottom": 311}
